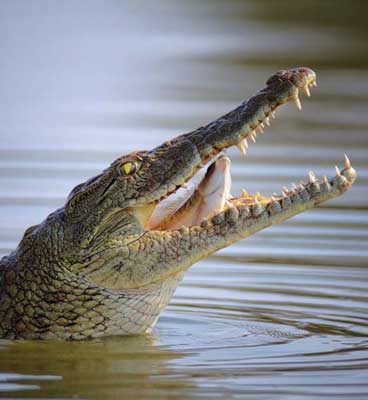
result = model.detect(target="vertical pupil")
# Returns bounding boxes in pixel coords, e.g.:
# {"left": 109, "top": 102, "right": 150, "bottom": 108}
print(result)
{"left": 122, "top": 162, "right": 134, "bottom": 175}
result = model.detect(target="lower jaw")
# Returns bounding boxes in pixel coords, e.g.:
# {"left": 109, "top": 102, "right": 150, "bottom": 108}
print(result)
{"left": 163, "top": 159, "right": 356, "bottom": 232}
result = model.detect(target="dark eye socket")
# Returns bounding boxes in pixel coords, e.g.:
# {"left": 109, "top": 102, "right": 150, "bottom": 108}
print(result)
{"left": 118, "top": 161, "right": 138, "bottom": 177}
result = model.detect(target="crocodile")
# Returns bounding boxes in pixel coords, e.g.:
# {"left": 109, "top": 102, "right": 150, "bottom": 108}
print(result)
{"left": 0, "top": 67, "right": 356, "bottom": 340}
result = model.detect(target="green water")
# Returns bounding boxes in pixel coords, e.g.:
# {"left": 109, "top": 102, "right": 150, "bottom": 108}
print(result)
{"left": 0, "top": 1, "right": 368, "bottom": 399}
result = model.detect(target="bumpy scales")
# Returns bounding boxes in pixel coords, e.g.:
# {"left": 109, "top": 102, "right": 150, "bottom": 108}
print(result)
{"left": 0, "top": 68, "right": 356, "bottom": 340}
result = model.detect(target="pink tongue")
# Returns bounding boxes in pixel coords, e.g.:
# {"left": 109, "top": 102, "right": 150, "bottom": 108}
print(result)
{"left": 148, "top": 156, "right": 232, "bottom": 230}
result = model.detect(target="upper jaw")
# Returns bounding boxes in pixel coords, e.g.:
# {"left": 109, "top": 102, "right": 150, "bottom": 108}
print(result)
{"left": 139, "top": 67, "right": 357, "bottom": 233}
{"left": 186, "top": 67, "right": 317, "bottom": 161}
{"left": 144, "top": 67, "right": 317, "bottom": 208}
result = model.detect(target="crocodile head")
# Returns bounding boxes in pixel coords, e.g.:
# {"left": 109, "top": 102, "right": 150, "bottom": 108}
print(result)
{"left": 60, "top": 67, "right": 356, "bottom": 290}
{"left": 0, "top": 67, "right": 357, "bottom": 339}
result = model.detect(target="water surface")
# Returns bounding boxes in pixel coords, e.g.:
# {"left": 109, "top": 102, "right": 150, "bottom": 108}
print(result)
{"left": 0, "top": 1, "right": 367, "bottom": 399}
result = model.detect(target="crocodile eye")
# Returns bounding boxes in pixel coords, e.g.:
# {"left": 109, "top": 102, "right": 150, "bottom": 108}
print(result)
{"left": 118, "top": 161, "right": 137, "bottom": 177}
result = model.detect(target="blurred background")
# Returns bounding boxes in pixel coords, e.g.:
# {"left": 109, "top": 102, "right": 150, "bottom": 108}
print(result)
{"left": 0, "top": 1, "right": 367, "bottom": 399}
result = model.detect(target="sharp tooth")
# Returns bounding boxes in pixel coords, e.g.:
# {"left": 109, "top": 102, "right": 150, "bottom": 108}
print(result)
{"left": 257, "top": 125, "right": 264, "bottom": 133}
{"left": 226, "top": 199, "right": 233, "bottom": 207}
{"left": 292, "top": 183, "right": 298, "bottom": 190}
{"left": 294, "top": 95, "right": 302, "bottom": 111}
{"left": 283, "top": 186, "right": 289, "bottom": 193}
{"left": 308, "top": 171, "right": 316, "bottom": 183}
{"left": 271, "top": 111, "right": 276, "bottom": 119}
{"left": 312, "top": 80, "right": 317, "bottom": 87}
{"left": 304, "top": 85, "right": 311, "bottom": 97}
{"left": 282, "top": 192, "right": 288, "bottom": 199}
{"left": 344, "top": 154, "right": 351, "bottom": 169}
{"left": 250, "top": 132, "right": 256, "bottom": 143}
{"left": 335, "top": 166, "right": 341, "bottom": 177}
{"left": 242, "top": 189, "right": 248, "bottom": 197}
{"left": 323, "top": 175, "right": 328, "bottom": 184}
{"left": 260, "top": 122, "right": 265, "bottom": 128}
{"left": 236, "top": 139, "right": 247, "bottom": 156}
{"left": 265, "top": 117, "right": 270, "bottom": 126}
{"left": 271, "top": 196, "right": 277, "bottom": 201}
{"left": 254, "top": 197, "right": 260, "bottom": 205}
{"left": 273, "top": 192, "right": 279, "bottom": 197}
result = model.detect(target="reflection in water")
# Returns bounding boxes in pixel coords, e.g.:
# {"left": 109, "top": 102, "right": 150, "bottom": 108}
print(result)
{"left": 0, "top": 336, "right": 195, "bottom": 400}
{"left": 0, "top": 0, "right": 367, "bottom": 399}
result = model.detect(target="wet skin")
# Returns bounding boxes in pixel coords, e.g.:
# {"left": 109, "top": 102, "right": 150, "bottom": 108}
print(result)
{"left": 0, "top": 67, "right": 357, "bottom": 340}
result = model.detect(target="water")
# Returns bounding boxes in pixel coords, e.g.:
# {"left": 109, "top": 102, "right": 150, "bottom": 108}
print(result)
{"left": 0, "top": 1, "right": 367, "bottom": 399}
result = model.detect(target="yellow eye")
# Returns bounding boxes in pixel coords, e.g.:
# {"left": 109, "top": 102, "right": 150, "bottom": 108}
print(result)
{"left": 119, "top": 161, "right": 137, "bottom": 176}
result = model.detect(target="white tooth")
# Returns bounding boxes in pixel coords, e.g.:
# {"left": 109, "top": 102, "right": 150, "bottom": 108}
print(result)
{"left": 308, "top": 171, "right": 316, "bottom": 183}
{"left": 260, "top": 122, "right": 265, "bottom": 128}
{"left": 273, "top": 192, "right": 279, "bottom": 197}
{"left": 335, "top": 166, "right": 341, "bottom": 177}
{"left": 312, "top": 81, "right": 317, "bottom": 87}
{"left": 344, "top": 154, "right": 351, "bottom": 169}
{"left": 271, "top": 111, "right": 276, "bottom": 119}
{"left": 254, "top": 197, "right": 260, "bottom": 205}
{"left": 236, "top": 139, "right": 247, "bottom": 156}
{"left": 242, "top": 189, "right": 248, "bottom": 197}
{"left": 283, "top": 186, "right": 289, "bottom": 193}
{"left": 265, "top": 117, "right": 270, "bottom": 126}
{"left": 322, "top": 175, "right": 329, "bottom": 184}
{"left": 292, "top": 183, "right": 298, "bottom": 190}
{"left": 294, "top": 95, "right": 302, "bottom": 111}
{"left": 250, "top": 133, "right": 256, "bottom": 143}
{"left": 257, "top": 126, "right": 263, "bottom": 134}
{"left": 226, "top": 199, "right": 233, "bottom": 207}
{"left": 304, "top": 85, "right": 311, "bottom": 97}
{"left": 282, "top": 192, "right": 288, "bottom": 199}
{"left": 271, "top": 196, "right": 277, "bottom": 201}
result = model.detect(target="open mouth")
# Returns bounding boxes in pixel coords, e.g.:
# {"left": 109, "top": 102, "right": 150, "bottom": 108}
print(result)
{"left": 146, "top": 68, "right": 356, "bottom": 232}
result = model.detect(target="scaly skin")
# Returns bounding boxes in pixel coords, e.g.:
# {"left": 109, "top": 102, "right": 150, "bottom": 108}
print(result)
{"left": 0, "top": 67, "right": 356, "bottom": 340}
